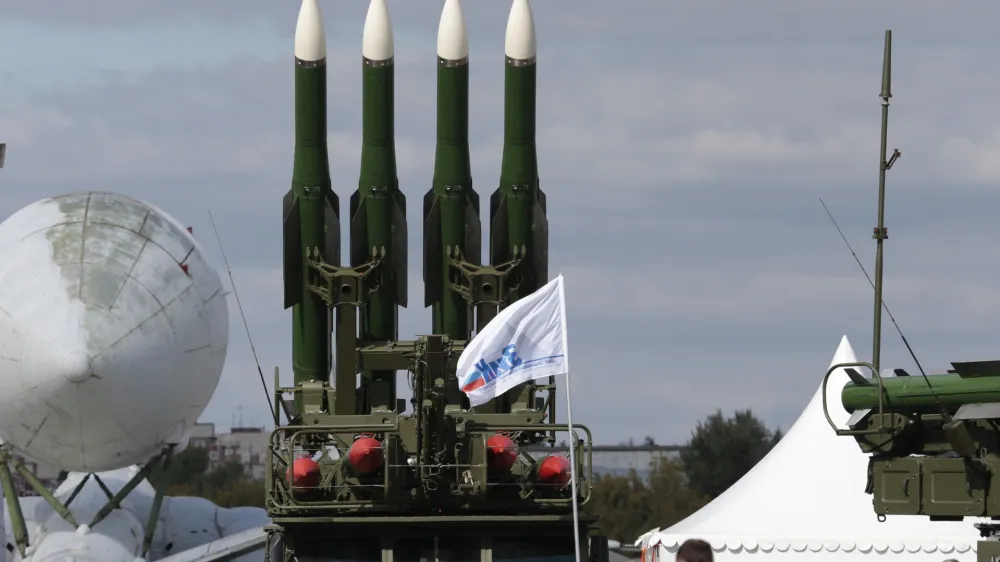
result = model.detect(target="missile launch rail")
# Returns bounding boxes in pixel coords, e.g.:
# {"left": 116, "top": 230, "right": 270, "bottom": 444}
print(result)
{"left": 822, "top": 30, "right": 1000, "bottom": 562}
{"left": 263, "top": 1, "right": 609, "bottom": 561}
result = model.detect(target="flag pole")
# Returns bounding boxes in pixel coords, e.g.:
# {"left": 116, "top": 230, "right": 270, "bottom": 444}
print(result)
{"left": 557, "top": 275, "right": 582, "bottom": 562}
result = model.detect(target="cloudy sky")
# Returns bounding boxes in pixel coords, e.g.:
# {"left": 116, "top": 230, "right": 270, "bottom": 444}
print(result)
{"left": 1, "top": 0, "right": 997, "bottom": 446}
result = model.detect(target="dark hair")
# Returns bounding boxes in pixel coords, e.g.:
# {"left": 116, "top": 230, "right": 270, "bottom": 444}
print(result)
{"left": 676, "top": 539, "right": 713, "bottom": 562}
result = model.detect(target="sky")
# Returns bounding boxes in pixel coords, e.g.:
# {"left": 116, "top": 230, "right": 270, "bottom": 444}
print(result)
{"left": 2, "top": 0, "right": 1000, "bottom": 446}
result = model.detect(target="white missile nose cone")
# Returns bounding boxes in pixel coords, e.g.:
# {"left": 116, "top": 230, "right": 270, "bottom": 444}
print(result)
{"left": 505, "top": 0, "right": 536, "bottom": 61}
{"left": 363, "top": 0, "right": 394, "bottom": 61}
{"left": 294, "top": 0, "right": 326, "bottom": 62}
{"left": 437, "top": 0, "right": 469, "bottom": 61}
{"left": 59, "top": 349, "right": 92, "bottom": 383}
{"left": 76, "top": 524, "right": 91, "bottom": 536}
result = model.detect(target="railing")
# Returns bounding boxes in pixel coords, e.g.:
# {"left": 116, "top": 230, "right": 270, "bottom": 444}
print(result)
{"left": 265, "top": 422, "right": 594, "bottom": 515}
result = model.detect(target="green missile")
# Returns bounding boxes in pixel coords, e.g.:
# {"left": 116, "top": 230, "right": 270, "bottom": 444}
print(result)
{"left": 488, "top": 0, "right": 547, "bottom": 411}
{"left": 352, "top": 0, "right": 407, "bottom": 412}
{"left": 423, "top": 0, "right": 481, "bottom": 340}
{"left": 841, "top": 361, "right": 1000, "bottom": 415}
{"left": 491, "top": 0, "right": 547, "bottom": 307}
{"left": 283, "top": 0, "right": 339, "bottom": 414}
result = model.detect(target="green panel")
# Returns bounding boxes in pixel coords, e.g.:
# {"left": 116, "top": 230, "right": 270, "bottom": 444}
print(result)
{"left": 989, "top": 468, "right": 1000, "bottom": 516}
{"left": 921, "top": 457, "right": 985, "bottom": 517}
{"left": 979, "top": 540, "right": 1000, "bottom": 562}
{"left": 873, "top": 458, "right": 921, "bottom": 515}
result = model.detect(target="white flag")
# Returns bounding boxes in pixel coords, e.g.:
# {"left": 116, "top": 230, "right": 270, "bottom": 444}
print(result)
{"left": 456, "top": 275, "right": 568, "bottom": 407}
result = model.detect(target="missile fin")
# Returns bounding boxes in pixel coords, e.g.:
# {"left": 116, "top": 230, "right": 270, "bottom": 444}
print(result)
{"left": 392, "top": 190, "right": 408, "bottom": 308}
{"left": 532, "top": 193, "right": 549, "bottom": 284}
{"left": 845, "top": 368, "right": 872, "bottom": 386}
{"left": 464, "top": 190, "right": 482, "bottom": 266}
{"left": 537, "top": 184, "right": 547, "bottom": 214}
{"left": 349, "top": 190, "right": 367, "bottom": 267}
{"left": 324, "top": 189, "right": 341, "bottom": 266}
{"left": 423, "top": 190, "right": 442, "bottom": 307}
{"left": 282, "top": 190, "right": 303, "bottom": 309}
{"left": 489, "top": 189, "right": 508, "bottom": 263}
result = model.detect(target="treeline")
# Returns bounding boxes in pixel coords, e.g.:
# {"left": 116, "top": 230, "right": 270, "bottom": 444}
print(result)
{"left": 129, "top": 409, "right": 781, "bottom": 544}
{"left": 585, "top": 409, "right": 783, "bottom": 543}
{"left": 146, "top": 447, "right": 265, "bottom": 508}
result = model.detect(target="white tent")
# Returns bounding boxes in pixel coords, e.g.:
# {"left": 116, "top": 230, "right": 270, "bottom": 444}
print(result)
{"left": 640, "top": 336, "right": 986, "bottom": 561}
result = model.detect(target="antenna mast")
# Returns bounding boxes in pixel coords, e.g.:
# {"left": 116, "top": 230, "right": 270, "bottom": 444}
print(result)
{"left": 872, "top": 30, "right": 901, "bottom": 377}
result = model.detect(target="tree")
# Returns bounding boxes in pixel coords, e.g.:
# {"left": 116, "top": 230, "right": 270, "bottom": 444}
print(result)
{"left": 148, "top": 446, "right": 211, "bottom": 495}
{"left": 146, "top": 446, "right": 263, "bottom": 507}
{"left": 645, "top": 456, "right": 705, "bottom": 526}
{"left": 587, "top": 469, "right": 651, "bottom": 542}
{"left": 585, "top": 456, "right": 706, "bottom": 543}
{"left": 680, "top": 409, "right": 782, "bottom": 500}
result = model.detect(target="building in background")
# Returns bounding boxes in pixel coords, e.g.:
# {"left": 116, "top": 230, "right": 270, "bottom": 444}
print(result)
{"left": 189, "top": 422, "right": 270, "bottom": 480}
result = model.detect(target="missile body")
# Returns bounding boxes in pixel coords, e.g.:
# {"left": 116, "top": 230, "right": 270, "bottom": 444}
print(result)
{"left": 353, "top": 0, "right": 407, "bottom": 411}
{"left": 283, "top": 0, "right": 339, "bottom": 413}
{"left": 492, "top": 0, "right": 546, "bottom": 307}
{"left": 842, "top": 372, "right": 1000, "bottom": 415}
{"left": 423, "top": 0, "right": 481, "bottom": 340}
{"left": 489, "top": 0, "right": 547, "bottom": 409}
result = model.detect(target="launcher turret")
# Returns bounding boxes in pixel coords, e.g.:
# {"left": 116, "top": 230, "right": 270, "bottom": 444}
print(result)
{"left": 822, "top": 30, "right": 1000, "bottom": 562}
{"left": 267, "top": 1, "right": 606, "bottom": 561}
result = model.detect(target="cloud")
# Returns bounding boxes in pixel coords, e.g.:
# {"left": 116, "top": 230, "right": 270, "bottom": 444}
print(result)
{"left": 4, "top": 0, "right": 1000, "bottom": 445}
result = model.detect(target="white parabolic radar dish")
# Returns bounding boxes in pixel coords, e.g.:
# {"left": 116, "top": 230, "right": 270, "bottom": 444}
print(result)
{"left": 0, "top": 192, "right": 229, "bottom": 472}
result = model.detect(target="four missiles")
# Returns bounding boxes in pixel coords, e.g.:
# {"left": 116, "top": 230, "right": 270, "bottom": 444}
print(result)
{"left": 285, "top": 0, "right": 543, "bottom": 416}
{"left": 353, "top": 0, "right": 407, "bottom": 411}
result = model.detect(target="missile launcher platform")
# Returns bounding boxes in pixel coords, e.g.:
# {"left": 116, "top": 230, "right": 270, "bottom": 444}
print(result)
{"left": 266, "top": 1, "right": 609, "bottom": 561}
{"left": 824, "top": 30, "right": 1000, "bottom": 562}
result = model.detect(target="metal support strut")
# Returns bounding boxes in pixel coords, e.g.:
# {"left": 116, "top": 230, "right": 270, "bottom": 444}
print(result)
{"left": 0, "top": 445, "right": 175, "bottom": 557}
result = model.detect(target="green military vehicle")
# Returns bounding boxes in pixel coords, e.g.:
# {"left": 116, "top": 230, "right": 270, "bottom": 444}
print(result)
{"left": 264, "top": 0, "right": 608, "bottom": 560}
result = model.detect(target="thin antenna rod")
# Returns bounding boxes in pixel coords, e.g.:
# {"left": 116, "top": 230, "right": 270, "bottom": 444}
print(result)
{"left": 208, "top": 210, "right": 276, "bottom": 422}
{"left": 871, "top": 29, "right": 900, "bottom": 378}
{"left": 819, "top": 198, "right": 944, "bottom": 410}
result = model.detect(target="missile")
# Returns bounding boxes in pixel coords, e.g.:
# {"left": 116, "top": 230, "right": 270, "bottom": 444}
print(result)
{"left": 489, "top": 0, "right": 547, "bottom": 409}
{"left": 0, "top": 192, "right": 228, "bottom": 472}
{"left": 283, "top": 0, "right": 338, "bottom": 412}
{"left": 842, "top": 363, "right": 1000, "bottom": 415}
{"left": 423, "top": 0, "right": 481, "bottom": 340}
{"left": 352, "top": 0, "right": 407, "bottom": 412}
{"left": 491, "top": 0, "right": 546, "bottom": 305}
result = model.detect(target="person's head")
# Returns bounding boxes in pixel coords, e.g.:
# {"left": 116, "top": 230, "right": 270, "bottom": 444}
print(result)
{"left": 676, "top": 538, "right": 712, "bottom": 562}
